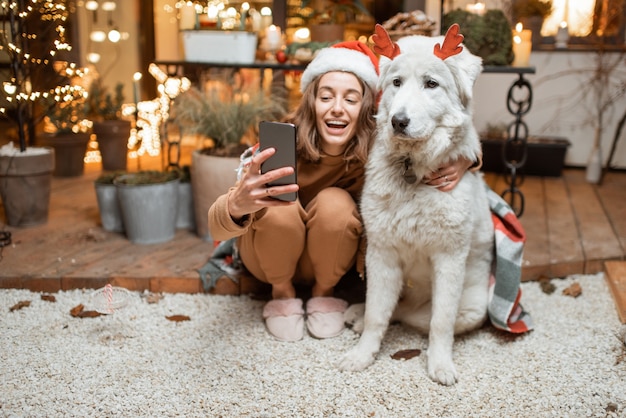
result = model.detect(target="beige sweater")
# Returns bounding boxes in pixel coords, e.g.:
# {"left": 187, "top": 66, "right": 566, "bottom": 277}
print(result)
{"left": 208, "top": 153, "right": 366, "bottom": 242}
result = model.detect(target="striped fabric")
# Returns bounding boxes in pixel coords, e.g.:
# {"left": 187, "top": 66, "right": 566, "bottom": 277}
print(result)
{"left": 487, "top": 187, "right": 534, "bottom": 333}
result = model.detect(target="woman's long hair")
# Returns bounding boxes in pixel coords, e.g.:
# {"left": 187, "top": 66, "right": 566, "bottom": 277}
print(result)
{"left": 284, "top": 73, "right": 377, "bottom": 164}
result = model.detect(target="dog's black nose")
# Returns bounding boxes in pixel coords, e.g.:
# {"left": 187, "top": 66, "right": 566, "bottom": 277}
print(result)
{"left": 391, "top": 113, "right": 410, "bottom": 134}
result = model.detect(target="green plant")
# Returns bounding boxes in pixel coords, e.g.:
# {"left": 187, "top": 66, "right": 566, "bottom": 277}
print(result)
{"left": 172, "top": 87, "right": 287, "bottom": 157}
{"left": 44, "top": 88, "right": 90, "bottom": 134}
{"left": 443, "top": 9, "right": 514, "bottom": 66}
{"left": 114, "top": 170, "right": 179, "bottom": 185}
{"left": 300, "top": 0, "right": 371, "bottom": 24}
{"left": 95, "top": 171, "right": 127, "bottom": 184}
{"left": 86, "top": 80, "right": 125, "bottom": 121}
{"left": 512, "top": 0, "right": 553, "bottom": 19}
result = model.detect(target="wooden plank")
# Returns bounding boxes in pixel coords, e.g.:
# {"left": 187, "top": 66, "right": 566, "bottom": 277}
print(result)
{"left": 605, "top": 261, "right": 626, "bottom": 324}
{"left": 596, "top": 171, "right": 626, "bottom": 252}
{"left": 544, "top": 177, "right": 584, "bottom": 278}
{"left": 517, "top": 176, "right": 550, "bottom": 280}
{"left": 565, "top": 170, "right": 623, "bottom": 273}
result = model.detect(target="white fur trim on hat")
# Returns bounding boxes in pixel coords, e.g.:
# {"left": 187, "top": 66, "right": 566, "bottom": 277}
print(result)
{"left": 300, "top": 47, "right": 378, "bottom": 93}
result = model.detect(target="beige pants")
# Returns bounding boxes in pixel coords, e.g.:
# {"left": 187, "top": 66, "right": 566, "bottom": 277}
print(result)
{"left": 238, "top": 187, "right": 362, "bottom": 290}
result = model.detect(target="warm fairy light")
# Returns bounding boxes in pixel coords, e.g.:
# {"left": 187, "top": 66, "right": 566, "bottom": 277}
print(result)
{"left": 126, "top": 64, "right": 191, "bottom": 157}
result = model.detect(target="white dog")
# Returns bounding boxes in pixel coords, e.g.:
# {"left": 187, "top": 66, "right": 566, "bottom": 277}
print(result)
{"left": 338, "top": 25, "right": 494, "bottom": 386}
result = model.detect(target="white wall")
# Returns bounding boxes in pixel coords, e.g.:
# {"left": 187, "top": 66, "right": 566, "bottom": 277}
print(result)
{"left": 473, "top": 51, "right": 626, "bottom": 169}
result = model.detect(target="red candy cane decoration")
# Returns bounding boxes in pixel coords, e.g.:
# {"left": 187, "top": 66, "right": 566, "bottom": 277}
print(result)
{"left": 104, "top": 283, "right": 113, "bottom": 313}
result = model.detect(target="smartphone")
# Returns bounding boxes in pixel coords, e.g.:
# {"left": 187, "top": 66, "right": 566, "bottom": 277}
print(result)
{"left": 259, "top": 121, "right": 298, "bottom": 202}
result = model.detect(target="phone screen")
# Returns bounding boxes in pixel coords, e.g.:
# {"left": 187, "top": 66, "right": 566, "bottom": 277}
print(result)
{"left": 259, "top": 121, "right": 297, "bottom": 202}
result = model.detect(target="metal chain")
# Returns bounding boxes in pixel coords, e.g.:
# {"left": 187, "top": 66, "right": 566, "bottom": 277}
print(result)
{"left": 501, "top": 73, "right": 533, "bottom": 217}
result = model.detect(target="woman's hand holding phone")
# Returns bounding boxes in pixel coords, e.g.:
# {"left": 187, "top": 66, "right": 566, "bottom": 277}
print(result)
{"left": 227, "top": 147, "right": 299, "bottom": 222}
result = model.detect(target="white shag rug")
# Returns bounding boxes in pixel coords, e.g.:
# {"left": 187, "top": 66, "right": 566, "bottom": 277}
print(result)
{"left": 1, "top": 273, "right": 625, "bottom": 418}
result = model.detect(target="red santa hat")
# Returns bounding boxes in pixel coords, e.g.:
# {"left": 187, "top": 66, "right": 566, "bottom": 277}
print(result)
{"left": 299, "top": 41, "right": 379, "bottom": 93}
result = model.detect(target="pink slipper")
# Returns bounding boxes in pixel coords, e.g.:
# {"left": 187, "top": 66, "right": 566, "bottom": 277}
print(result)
{"left": 262, "top": 298, "right": 305, "bottom": 342}
{"left": 306, "top": 297, "right": 348, "bottom": 339}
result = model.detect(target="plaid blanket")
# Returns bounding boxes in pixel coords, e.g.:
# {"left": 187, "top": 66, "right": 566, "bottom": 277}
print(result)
{"left": 198, "top": 180, "right": 533, "bottom": 334}
{"left": 487, "top": 187, "right": 533, "bottom": 333}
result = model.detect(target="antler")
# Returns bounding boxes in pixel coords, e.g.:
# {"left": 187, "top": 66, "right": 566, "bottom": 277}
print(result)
{"left": 372, "top": 23, "right": 401, "bottom": 60}
{"left": 433, "top": 23, "right": 464, "bottom": 60}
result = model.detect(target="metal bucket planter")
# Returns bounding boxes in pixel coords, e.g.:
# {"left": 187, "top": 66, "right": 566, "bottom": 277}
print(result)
{"left": 176, "top": 180, "right": 195, "bottom": 230}
{"left": 0, "top": 146, "right": 54, "bottom": 227}
{"left": 94, "top": 172, "right": 125, "bottom": 232}
{"left": 114, "top": 171, "right": 180, "bottom": 244}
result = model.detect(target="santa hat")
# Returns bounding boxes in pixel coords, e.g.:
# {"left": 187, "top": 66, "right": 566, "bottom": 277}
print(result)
{"left": 300, "top": 41, "right": 379, "bottom": 93}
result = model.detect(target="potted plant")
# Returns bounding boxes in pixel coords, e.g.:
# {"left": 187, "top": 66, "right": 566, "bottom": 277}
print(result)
{"left": 0, "top": 0, "right": 80, "bottom": 226}
{"left": 299, "top": 0, "right": 372, "bottom": 42}
{"left": 38, "top": 88, "right": 92, "bottom": 177}
{"left": 171, "top": 85, "right": 287, "bottom": 241}
{"left": 512, "top": 0, "right": 553, "bottom": 47}
{"left": 114, "top": 170, "right": 181, "bottom": 244}
{"left": 86, "top": 80, "right": 131, "bottom": 171}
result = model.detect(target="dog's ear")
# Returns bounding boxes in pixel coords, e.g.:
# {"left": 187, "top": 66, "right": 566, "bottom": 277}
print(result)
{"left": 445, "top": 49, "right": 483, "bottom": 109}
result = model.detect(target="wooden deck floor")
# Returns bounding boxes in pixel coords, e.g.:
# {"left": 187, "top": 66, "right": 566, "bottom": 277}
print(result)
{"left": 0, "top": 155, "right": 625, "bottom": 295}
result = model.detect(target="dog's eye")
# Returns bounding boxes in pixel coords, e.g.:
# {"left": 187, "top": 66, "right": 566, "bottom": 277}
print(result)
{"left": 425, "top": 79, "right": 439, "bottom": 89}
{"left": 392, "top": 78, "right": 402, "bottom": 87}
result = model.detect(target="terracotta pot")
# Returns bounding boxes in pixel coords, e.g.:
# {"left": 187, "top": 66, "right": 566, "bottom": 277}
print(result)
{"left": 93, "top": 120, "right": 130, "bottom": 171}
{"left": 191, "top": 150, "right": 239, "bottom": 241}
{"left": 0, "top": 147, "right": 54, "bottom": 227}
{"left": 39, "top": 132, "right": 90, "bottom": 177}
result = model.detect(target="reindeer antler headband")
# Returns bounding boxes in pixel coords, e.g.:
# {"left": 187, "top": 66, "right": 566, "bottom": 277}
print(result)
{"left": 372, "top": 23, "right": 465, "bottom": 61}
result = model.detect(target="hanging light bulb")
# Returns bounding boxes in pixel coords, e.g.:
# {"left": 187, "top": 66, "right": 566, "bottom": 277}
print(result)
{"left": 90, "top": 30, "right": 107, "bottom": 42}
{"left": 85, "top": 0, "right": 99, "bottom": 11}
{"left": 101, "top": 1, "right": 116, "bottom": 11}
{"left": 108, "top": 28, "right": 121, "bottom": 42}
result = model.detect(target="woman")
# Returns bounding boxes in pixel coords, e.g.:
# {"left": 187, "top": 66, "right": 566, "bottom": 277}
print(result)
{"left": 208, "top": 41, "right": 475, "bottom": 342}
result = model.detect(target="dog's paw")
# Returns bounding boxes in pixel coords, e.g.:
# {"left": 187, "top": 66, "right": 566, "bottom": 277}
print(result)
{"left": 428, "top": 361, "right": 458, "bottom": 386}
{"left": 337, "top": 348, "right": 375, "bottom": 372}
{"left": 343, "top": 303, "right": 365, "bottom": 333}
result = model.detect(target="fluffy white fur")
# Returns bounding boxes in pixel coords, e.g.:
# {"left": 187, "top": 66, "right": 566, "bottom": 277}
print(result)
{"left": 338, "top": 34, "right": 494, "bottom": 386}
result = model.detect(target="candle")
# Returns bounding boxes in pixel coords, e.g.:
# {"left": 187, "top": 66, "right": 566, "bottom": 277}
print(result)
{"left": 265, "top": 25, "right": 282, "bottom": 51}
{"left": 179, "top": 2, "right": 196, "bottom": 30}
{"left": 240, "top": 2, "right": 249, "bottom": 31}
{"left": 250, "top": 9, "right": 261, "bottom": 32}
{"left": 260, "top": 7, "right": 272, "bottom": 31}
{"left": 555, "top": 21, "right": 569, "bottom": 49}
{"left": 465, "top": 2, "right": 486, "bottom": 15}
{"left": 512, "top": 23, "right": 532, "bottom": 67}
{"left": 133, "top": 72, "right": 142, "bottom": 104}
